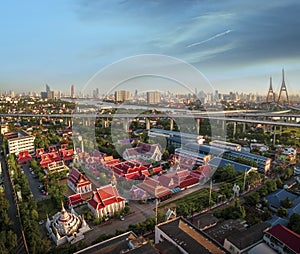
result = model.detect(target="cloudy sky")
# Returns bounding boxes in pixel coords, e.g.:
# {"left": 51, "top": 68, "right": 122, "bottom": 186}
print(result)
{"left": 1, "top": 0, "right": 300, "bottom": 96}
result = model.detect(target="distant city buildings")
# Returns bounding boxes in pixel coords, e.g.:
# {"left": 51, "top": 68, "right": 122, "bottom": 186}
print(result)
{"left": 71, "top": 85, "right": 75, "bottom": 98}
{"left": 147, "top": 91, "right": 161, "bottom": 104}
{"left": 92, "top": 88, "right": 99, "bottom": 99}
{"left": 41, "top": 84, "right": 55, "bottom": 99}
{"left": 114, "top": 90, "right": 130, "bottom": 103}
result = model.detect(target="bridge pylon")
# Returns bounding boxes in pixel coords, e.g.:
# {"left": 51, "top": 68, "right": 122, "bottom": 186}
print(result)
{"left": 266, "top": 77, "right": 276, "bottom": 103}
{"left": 277, "top": 68, "right": 289, "bottom": 105}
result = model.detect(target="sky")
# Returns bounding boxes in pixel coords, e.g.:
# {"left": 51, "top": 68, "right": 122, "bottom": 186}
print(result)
{"left": 1, "top": 0, "right": 300, "bottom": 96}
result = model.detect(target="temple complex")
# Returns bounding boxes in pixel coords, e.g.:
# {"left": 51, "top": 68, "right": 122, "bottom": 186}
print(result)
{"left": 46, "top": 202, "right": 90, "bottom": 246}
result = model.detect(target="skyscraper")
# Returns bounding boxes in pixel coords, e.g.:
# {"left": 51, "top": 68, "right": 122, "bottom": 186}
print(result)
{"left": 147, "top": 91, "right": 161, "bottom": 104}
{"left": 46, "top": 84, "right": 50, "bottom": 93}
{"left": 71, "top": 85, "right": 75, "bottom": 98}
{"left": 114, "top": 90, "right": 130, "bottom": 102}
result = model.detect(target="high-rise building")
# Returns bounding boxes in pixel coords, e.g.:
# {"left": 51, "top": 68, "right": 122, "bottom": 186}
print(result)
{"left": 41, "top": 84, "right": 54, "bottom": 99}
{"left": 71, "top": 85, "right": 75, "bottom": 98}
{"left": 46, "top": 84, "right": 51, "bottom": 93}
{"left": 114, "top": 90, "right": 130, "bottom": 102}
{"left": 93, "top": 88, "right": 99, "bottom": 99}
{"left": 147, "top": 91, "right": 161, "bottom": 104}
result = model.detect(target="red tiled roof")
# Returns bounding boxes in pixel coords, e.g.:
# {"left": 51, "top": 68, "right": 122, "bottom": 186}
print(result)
{"left": 60, "top": 144, "right": 69, "bottom": 150}
{"left": 138, "top": 176, "right": 172, "bottom": 198}
{"left": 35, "top": 148, "right": 45, "bottom": 157}
{"left": 48, "top": 145, "right": 57, "bottom": 152}
{"left": 68, "top": 193, "right": 86, "bottom": 206}
{"left": 152, "top": 167, "right": 162, "bottom": 174}
{"left": 141, "top": 169, "right": 150, "bottom": 176}
{"left": 266, "top": 224, "right": 300, "bottom": 253}
{"left": 89, "top": 184, "right": 125, "bottom": 211}
{"left": 68, "top": 168, "right": 91, "bottom": 188}
{"left": 17, "top": 150, "right": 32, "bottom": 163}
{"left": 61, "top": 149, "right": 74, "bottom": 161}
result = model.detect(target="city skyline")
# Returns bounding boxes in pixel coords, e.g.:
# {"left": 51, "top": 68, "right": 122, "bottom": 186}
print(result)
{"left": 1, "top": 1, "right": 300, "bottom": 95}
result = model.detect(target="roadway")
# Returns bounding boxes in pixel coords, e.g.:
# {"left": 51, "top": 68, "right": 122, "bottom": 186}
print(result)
{"left": 83, "top": 200, "right": 155, "bottom": 245}
{"left": 0, "top": 112, "right": 299, "bottom": 128}
{"left": 21, "top": 164, "right": 49, "bottom": 202}
{"left": 1, "top": 154, "right": 27, "bottom": 254}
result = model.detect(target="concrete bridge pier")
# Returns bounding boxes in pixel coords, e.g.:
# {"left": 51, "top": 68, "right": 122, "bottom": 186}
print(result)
{"left": 170, "top": 118, "right": 174, "bottom": 131}
{"left": 273, "top": 126, "right": 277, "bottom": 146}
{"left": 123, "top": 117, "right": 130, "bottom": 131}
{"left": 196, "top": 118, "right": 201, "bottom": 135}
{"left": 242, "top": 123, "right": 246, "bottom": 133}
{"left": 146, "top": 117, "right": 151, "bottom": 130}
{"left": 233, "top": 122, "right": 237, "bottom": 137}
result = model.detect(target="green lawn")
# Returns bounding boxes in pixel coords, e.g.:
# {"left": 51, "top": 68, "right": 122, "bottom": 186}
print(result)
{"left": 37, "top": 198, "right": 59, "bottom": 220}
{"left": 159, "top": 188, "right": 211, "bottom": 211}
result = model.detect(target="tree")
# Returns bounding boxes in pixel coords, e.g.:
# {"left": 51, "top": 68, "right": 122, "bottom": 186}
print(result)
{"left": 280, "top": 197, "right": 293, "bottom": 209}
{"left": 265, "top": 179, "right": 277, "bottom": 193}
{"left": 277, "top": 206, "right": 287, "bottom": 217}
{"left": 244, "top": 192, "right": 260, "bottom": 206}
{"left": 258, "top": 185, "right": 268, "bottom": 197}
{"left": 214, "top": 199, "right": 246, "bottom": 220}
{"left": 281, "top": 167, "right": 294, "bottom": 180}
{"left": 288, "top": 213, "right": 300, "bottom": 234}
{"left": 218, "top": 182, "right": 234, "bottom": 199}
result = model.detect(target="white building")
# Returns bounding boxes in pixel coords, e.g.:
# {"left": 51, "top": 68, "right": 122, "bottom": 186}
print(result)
{"left": 123, "top": 142, "right": 162, "bottom": 162}
{"left": 87, "top": 184, "right": 125, "bottom": 218}
{"left": 46, "top": 203, "right": 90, "bottom": 246}
{"left": 67, "top": 168, "right": 92, "bottom": 194}
{"left": 5, "top": 130, "right": 35, "bottom": 155}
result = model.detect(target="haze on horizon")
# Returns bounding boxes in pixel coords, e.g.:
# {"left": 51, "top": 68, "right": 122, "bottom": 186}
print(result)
{"left": 0, "top": 0, "right": 300, "bottom": 96}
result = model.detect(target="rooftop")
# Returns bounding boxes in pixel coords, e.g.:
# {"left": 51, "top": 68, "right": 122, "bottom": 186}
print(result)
{"left": 157, "top": 217, "right": 228, "bottom": 254}
{"left": 74, "top": 231, "right": 158, "bottom": 254}
{"left": 266, "top": 224, "right": 300, "bottom": 254}
{"left": 226, "top": 222, "right": 271, "bottom": 250}
{"left": 208, "top": 157, "right": 255, "bottom": 173}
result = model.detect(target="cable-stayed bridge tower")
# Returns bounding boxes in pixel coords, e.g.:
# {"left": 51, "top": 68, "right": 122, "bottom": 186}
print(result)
{"left": 277, "top": 68, "right": 289, "bottom": 105}
{"left": 266, "top": 77, "right": 276, "bottom": 103}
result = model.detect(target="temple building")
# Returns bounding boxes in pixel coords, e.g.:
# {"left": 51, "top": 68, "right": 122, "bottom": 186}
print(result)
{"left": 87, "top": 184, "right": 126, "bottom": 218}
{"left": 46, "top": 203, "right": 90, "bottom": 246}
{"left": 123, "top": 142, "right": 162, "bottom": 162}
{"left": 67, "top": 168, "right": 92, "bottom": 194}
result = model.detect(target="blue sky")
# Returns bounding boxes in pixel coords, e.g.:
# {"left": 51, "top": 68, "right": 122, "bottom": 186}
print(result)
{"left": 1, "top": 0, "right": 300, "bottom": 96}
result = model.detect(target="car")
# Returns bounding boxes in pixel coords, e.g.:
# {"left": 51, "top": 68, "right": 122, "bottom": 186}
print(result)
{"left": 120, "top": 216, "right": 125, "bottom": 221}
{"left": 31, "top": 171, "right": 35, "bottom": 175}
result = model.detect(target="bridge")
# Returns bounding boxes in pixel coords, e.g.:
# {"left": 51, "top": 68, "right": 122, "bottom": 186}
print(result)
{"left": 1, "top": 112, "right": 299, "bottom": 133}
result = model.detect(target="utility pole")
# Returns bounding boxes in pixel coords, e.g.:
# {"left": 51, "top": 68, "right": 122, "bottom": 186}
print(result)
{"left": 243, "top": 169, "right": 247, "bottom": 193}
{"left": 155, "top": 198, "right": 158, "bottom": 225}
{"left": 209, "top": 178, "right": 212, "bottom": 208}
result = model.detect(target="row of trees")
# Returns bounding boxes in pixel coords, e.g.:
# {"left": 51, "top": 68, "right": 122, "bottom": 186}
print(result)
{"left": 0, "top": 195, "right": 17, "bottom": 253}
{"left": 7, "top": 155, "right": 51, "bottom": 253}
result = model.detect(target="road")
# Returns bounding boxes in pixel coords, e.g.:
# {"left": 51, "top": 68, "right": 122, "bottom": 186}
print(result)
{"left": 83, "top": 200, "right": 155, "bottom": 245}
{"left": 1, "top": 154, "right": 27, "bottom": 254}
{"left": 21, "top": 164, "right": 48, "bottom": 202}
